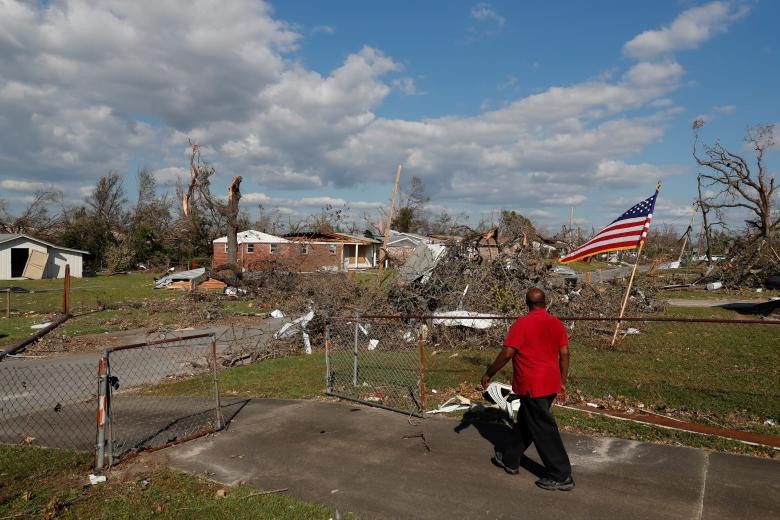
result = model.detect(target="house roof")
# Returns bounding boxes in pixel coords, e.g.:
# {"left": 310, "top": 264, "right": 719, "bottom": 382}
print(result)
{"left": 388, "top": 230, "right": 429, "bottom": 248}
{"left": 0, "top": 233, "right": 89, "bottom": 254}
{"left": 213, "top": 230, "right": 289, "bottom": 244}
{"left": 283, "top": 231, "right": 380, "bottom": 245}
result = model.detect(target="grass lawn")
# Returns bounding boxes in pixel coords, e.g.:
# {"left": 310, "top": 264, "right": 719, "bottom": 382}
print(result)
{"left": 0, "top": 445, "right": 356, "bottom": 519}
{"left": 0, "top": 273, "right": 266, "bottom": 346}
{"left": 564, "top": 261, "right": 611, "bottom": 273}
{"left": 661, "top": 285, "right": 780, "bottom": 300}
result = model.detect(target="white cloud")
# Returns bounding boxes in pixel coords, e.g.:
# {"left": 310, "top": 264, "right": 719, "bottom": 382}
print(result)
{"left": 312, "top": 25, "right": 335, "bottom": 35}
{"left": 0, "top": 179, "right": 46, "bottom": 192}
{"left": 542, "top": 195, "right": 587, "bottom": 206}
{"left": 0, "top": 0, "right": 749, "bottom": 223}
{"left": 240, "top": 192, "right": 382, "bottom": 211}
{"left": 153, "top": 167, "right": 187, "bottom": 186}
{"left": 623, "top": 1, "right": 750, "bottom": 59}
{"left": 594, "top": 160, "right": 684, "bottom": 188}
{"left": 714, "top": 104, "right": 736, "bottom": 114}
{"left": 392, "top": 77, "right": 422, "bottom": 96}
{"left": 470, "top": 3, "right": 505, "bottom": 26}
{"left": 496, "top": 75, "right": 519, "bottom": 91}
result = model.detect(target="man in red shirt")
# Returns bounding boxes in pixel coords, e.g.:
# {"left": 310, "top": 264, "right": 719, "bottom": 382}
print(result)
{"left": 481, "top": 287, "right": 574, "bottom": 491}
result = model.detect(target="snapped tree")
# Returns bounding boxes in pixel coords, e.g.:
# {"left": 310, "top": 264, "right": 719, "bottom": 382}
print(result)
{"left": 181, "top": 142, "right": 242, "bottom": 265}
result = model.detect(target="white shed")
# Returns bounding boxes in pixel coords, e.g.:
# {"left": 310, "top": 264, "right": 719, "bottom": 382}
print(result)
{"left": 0, "top": 234, "right": 88, "bottom": 280}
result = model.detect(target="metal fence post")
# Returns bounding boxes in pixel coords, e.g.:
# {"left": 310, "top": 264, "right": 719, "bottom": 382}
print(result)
{"left": 210, "top": 334, "right": 224, "bottom": 431}
{"left": 104, "top": 351, "right": 114, "bottom": 467}
{"left": 353, "top": 312, "right": 359, "bottom": 386}
{"left": 95, "top": 354, "right": 108, "bottom": 469}
{"left": 418, "top": 323, "right": 427, "bottom": 415}
{"left": 324, "top": 319, "right": 332, "bottom": 393}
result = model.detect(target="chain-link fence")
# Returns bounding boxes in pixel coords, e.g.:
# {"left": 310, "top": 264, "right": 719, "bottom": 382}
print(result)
{"left": 97, "top": 333, "right": 224, "bottom": 468}
{"left": 0, "top": 359, "right": 98, "bottom": 451}
{"left": 326, "top": 313, "right": 780, "bottom": 431}
{"left": 326, "top": 316, "right": 427, "bottom": 416}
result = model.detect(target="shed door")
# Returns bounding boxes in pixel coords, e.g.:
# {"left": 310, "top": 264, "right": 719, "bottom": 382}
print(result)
{"left": 22, "top": 250, "right": 48, "bottom": 279}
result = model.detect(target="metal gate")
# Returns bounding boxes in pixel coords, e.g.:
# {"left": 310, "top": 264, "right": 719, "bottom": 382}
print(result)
{"left": 325, "top": 316, "right": 427, "bottom": 416}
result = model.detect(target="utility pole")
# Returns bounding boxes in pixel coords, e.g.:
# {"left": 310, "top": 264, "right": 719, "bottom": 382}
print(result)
{"left": 677, "top": 203, "right": 698, "bottom": 264}
{"left": 377, "top": 165, "right": 402, "bottom": 282}
{"left": 568, "top": 207, "right": 574, "bottom": 243}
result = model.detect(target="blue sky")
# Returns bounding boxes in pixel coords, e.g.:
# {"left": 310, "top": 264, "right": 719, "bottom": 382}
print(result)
{"left": 0, "top": 0, "right": 777, "bottom": 234}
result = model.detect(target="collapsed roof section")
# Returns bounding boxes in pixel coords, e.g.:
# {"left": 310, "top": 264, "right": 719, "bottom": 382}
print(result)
{"left": 212, "top": 230, "right": 289, "bottom": 244}
{"left": 283, "top": 231, "right": 380, "bottom": 245}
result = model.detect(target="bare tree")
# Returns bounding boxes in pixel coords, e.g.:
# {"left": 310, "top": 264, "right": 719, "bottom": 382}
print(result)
{"left": 392, "top": 176, "right": 430, "bottom": 233}
{"left": 693, "top": 120, "right": 778, "bottom": 242}
{"left": 182, "top": 143, "right": 221, "bottom": 223}
{"left": 86, "top": 171, "right": 127, "bottom": 226}
{"left": 179, "top": 142, "right": 246, "bottom": 264}
{"left": 696, "top": 172, "right": 727, "bottom": 264}
{"left": 0, "top": 188, "right": 62, "bottom": 236}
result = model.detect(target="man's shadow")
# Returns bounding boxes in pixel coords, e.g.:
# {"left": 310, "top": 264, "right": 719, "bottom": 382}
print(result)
{"left": 454, "top": 406, "right": 546, "bottom": 478}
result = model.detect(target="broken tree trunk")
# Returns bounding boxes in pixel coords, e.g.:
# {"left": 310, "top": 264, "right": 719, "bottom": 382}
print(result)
{"left": 183, "top": 143, "right": 200, "bottom": 217}
{"left": 226, "top": 176, "right": 243, "bottom": 265}
{"left": 378, "top": 165, "right": 402, "bottom": 281}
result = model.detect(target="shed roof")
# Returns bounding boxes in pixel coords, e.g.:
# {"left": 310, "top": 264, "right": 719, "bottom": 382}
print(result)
{"left": 0, "top": 233, "right": 89, "bottom": 254}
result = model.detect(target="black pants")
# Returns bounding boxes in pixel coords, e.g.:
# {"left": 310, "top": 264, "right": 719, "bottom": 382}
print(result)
{"left": 503, "top": 394, "right": 572, "bottom": 481}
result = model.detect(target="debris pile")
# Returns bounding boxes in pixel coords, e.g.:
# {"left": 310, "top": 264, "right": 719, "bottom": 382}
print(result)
{"left": 387, "top": 237, "right": 663, "bottom": 319}
{"left": 695, "top": 239, "right": 779, "bottom": 288}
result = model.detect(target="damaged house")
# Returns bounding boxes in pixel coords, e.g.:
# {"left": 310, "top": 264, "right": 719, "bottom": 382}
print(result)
{"left": 212, "top": 230, "right": 380, "bottom": 272}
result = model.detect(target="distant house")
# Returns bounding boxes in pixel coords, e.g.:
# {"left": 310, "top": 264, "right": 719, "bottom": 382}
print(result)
{"left": 283, "top": 232, "right": 381, "bottom": 271}
{"left": 211, "top": 230, "right": 380, "bottom": 272}
{"left": 386, "top": 230, "right": 433, "bottom": 265}
{"left": 0, "top": 234, "right": 88, "bottom": 280}
{"left": 212, "top": 230, "right": 291, "bottom": 269}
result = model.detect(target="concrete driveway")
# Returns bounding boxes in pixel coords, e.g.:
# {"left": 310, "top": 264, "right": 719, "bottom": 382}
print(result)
{"left": 163, "top": 399, "right": 779, "bottom": 520}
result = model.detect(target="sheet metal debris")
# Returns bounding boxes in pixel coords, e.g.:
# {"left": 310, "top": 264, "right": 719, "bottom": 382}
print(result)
{"left": 427, "top": 395, "right": 472, "bottom": 414}
{"left": 432, "top": 311, "right": 496, "bottom": 330}
{"left": 274, "top": 309, "right": 315, "bottom": 354}
{"left": 154, "top": 267, "right": 206, "bottom": 289}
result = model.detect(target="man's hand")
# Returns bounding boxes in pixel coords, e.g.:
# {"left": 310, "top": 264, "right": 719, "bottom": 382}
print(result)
{"left": 555, "top": 384, "right": 567, "bottom": 405}
{"left": 482, "top": 347, "right": 515, "bottom": 390}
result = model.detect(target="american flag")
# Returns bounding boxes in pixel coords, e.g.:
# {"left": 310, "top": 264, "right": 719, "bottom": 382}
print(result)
{"left": 560, "top": 190, "right": 658, "bottom": 264}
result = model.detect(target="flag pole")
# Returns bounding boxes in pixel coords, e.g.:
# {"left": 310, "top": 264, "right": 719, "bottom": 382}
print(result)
{"left": 610, "top": 182, "right": 661, "bottom": 347}
{"left": 610, "top": 240, "right": 645, "bottom": 346}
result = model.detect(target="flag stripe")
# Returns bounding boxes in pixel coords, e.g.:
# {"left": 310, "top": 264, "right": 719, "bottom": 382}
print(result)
{"left": 562, "top": 240, "right": 645, "bottom": 263}
{"left": 560, "top": 192, "right": 657, "bottom": 264}
{"left": 562, "top": 234, "right": 645, "bottom": 261}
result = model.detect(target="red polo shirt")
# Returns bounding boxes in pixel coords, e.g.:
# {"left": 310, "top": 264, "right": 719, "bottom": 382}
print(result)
{"left": 503, "top": 308, "right": 568, "bottom": 398}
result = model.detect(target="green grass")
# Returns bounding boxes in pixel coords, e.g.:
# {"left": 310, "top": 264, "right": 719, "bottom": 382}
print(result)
{"left": 564, "top": 261, "right": 611, "bottom": 273}
{"left": 0, "top": 445, "right": 357, "bottom": 519}
{"left": 0, "top": 273, "right": 178, "bottom": 345}
{"left": 2, "top": 273, "right": 173, "bottom": 313}
{"left": 664, "top": 288, "right": 780, "bottom": 300}
{"left": 0, "top": 273, "right": 266, "bottom": 346}
{"left": 138, "top": 354, "right": 328, "bottom": 399}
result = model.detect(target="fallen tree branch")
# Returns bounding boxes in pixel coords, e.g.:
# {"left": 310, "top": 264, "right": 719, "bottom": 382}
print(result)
{"left": 0, "top": 313, "right": 72, "bottom": 361}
